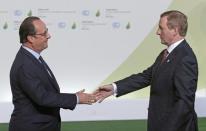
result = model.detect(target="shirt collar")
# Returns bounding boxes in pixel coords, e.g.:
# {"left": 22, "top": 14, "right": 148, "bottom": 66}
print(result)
{"left": 167, "top": 39, "right": 184, "bottom": 54}
{"left": 22, "top": 45, "right": 41, "bottom": 59}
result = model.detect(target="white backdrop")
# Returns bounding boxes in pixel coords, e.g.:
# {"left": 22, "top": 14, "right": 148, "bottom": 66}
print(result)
{"left": 1, "top": 0, "right": 206, "bottom": 123}
{"left": 0, "top": 0, "right": 172, "bottom": 102}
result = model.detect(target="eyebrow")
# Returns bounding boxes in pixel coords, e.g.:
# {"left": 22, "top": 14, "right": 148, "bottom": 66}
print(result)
{"left": 35, "top": 28, "right": 48, "bottom": 35}
{"left": 159, "top": 25, "right": 163, "bottom": 29}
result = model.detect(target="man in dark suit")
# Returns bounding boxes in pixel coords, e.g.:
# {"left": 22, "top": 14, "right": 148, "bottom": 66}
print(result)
{"left": 9, "top": 16, "right": 96, "bottom": 131}
{"left": 94, "top": 10, "right": 198, "bottom": 131}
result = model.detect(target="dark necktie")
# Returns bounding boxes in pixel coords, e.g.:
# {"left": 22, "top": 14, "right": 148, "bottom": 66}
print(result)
{"left": 161, "top": 49, "right": 169, "bottom": 64}
{"left": 39, "top": 56, "right": 53, "bottom": 78}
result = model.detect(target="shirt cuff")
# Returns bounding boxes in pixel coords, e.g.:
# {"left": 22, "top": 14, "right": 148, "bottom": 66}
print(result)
{"left": 76, "top": 94, "right": 79, "bottom": 104}
{"left": 112, "top": 83, "right": 117, "bottom": 96}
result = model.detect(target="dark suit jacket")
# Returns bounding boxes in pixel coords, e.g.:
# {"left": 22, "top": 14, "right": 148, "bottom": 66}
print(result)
{"left": 9, "top": 47, "right": 77, "bottom": 131}
{"left": 115, "top": 40, "right": 198, "bottom": 131}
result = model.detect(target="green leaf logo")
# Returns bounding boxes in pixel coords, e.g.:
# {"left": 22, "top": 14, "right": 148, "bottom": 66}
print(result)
{"left": 27, "top": 10, "right": 32, "bottom": 16}
{"left": 72, "top": 22, "right": 76, "bottom": 29}
{"left": 3, "top": 22, "right": 8, "bottom": 30}
{"left": 96, "top": 10, "right": 100, "bottom": 17}
{"left": 126, "top": 22, "right": 131, "bottom": 29}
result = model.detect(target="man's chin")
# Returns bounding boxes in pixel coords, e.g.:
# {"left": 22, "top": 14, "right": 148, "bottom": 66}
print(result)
{"left": 44, "top": 44, "right": 48, "bottom": 49}
{"left": 160, "top": 41, "right": 167, "bottom": 45}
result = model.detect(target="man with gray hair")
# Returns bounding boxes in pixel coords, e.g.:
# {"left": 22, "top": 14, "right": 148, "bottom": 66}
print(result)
{"left": 95, "top": 10, "right": 198, "bottom": 131}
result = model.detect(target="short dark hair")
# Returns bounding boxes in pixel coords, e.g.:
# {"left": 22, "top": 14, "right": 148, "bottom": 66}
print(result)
{"left": 161, "top": 10, "right": 188, "bottom": 37}
{"left": 19, "top": 16, "right": 40, "bottom": 43}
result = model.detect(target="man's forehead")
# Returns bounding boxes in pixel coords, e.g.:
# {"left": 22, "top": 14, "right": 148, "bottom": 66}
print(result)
{"left": 33, "top": 20, "right": 46, "bottom": 29}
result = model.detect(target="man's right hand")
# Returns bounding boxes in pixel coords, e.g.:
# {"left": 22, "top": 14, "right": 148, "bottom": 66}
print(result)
{"left": 93, "top": 84, "right": 114, "bottom": 103}
{"left": 76, "top": 89, "right": 96, "bottom": 105}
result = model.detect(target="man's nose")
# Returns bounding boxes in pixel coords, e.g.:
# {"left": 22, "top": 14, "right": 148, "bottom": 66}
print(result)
{"left": 46, "top": 33, "right": 51, "bottom": 39}
{"left": 156, "top": 29, "right": 160, "bottom": 35}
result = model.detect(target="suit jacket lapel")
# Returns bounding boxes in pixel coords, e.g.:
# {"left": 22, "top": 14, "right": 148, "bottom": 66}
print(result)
{"left": 152, "top": 40, "right": 187, "bottom": 78}
{"left": 43, "top": 63, "right": 60, "bottom": 92}
{"left": 20, "top": 47, "right": 60, "bottom": 92}
{"left": 163, "top": 40, "right": 187, "bottom": 65}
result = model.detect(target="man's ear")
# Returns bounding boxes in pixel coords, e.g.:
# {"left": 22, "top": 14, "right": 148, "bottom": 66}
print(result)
{"left": 27, "top": 35, "right": 35, "bottom": 43}
{"left": 172, "top": 27, "right": 179, "bottom": 36}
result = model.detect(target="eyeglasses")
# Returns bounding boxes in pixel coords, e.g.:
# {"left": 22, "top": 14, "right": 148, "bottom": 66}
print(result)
{"left": 34, "top": 28, "right": 48, "bottom": 37}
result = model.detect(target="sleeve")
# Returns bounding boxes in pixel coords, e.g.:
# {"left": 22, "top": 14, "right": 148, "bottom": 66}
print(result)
{"left": 115, "top": 65, "right": 153, "bottom": 97}
{"left": 18, "top": 65, "right": 77, "bottom": 110}
{"left": 164, "top": 55, "right": 198, "bottom": 130}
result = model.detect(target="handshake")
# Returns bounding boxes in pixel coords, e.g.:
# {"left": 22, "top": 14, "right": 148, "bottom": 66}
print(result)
{"left": 76, "top": 84, "right": 114, "bottom": 105}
